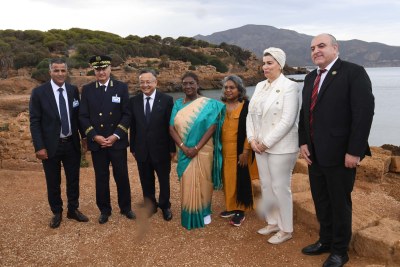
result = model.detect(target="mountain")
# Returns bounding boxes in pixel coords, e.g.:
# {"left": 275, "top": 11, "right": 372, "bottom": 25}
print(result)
{"left": 194, "top": 24, "right": 400, "bottom": 67}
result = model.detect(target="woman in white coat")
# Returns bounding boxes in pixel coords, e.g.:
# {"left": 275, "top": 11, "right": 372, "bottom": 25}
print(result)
{"left": 247, "top": 47, "right": 299, "bottom": 244}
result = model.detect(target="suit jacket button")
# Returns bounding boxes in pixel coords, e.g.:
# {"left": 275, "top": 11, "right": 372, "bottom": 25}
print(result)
{"left": 111, "top": 124, "right": 114, "bottom": 127}
{"left": 99, "top": 113, "right": 102, "bottom": 116}
{"left": 109, "top": 112, "right": 112, "bottom": 115}
{"left": 100, "top": 124, "right": 104, "bottom": 128}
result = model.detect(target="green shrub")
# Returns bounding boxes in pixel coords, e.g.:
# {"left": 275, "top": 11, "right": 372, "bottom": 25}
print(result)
{"left": 31, "top": 68, "right": 50, "bottom": 82}
{"left": 208, "top": 58, "right": 228, "bottom": 73}
{"left": 0, "top": 123, "right": 9, "bottom": 132}
{"left": 86, "top": 69, "right": 95, "bottom": 76}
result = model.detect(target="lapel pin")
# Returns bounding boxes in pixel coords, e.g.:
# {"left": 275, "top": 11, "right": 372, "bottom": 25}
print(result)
{"left": 332, "top": 71, "right": 337, "bottom": 75}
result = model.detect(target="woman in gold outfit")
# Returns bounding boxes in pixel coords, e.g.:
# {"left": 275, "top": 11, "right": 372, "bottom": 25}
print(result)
{"left": 220, "top": 75, "right": 258, "bottom": 227}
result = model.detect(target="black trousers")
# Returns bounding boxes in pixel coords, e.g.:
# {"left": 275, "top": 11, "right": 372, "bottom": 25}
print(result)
{"left": 137, "top": 158, "right": 171, "bottom": 210}
{"left": 308, "top": 161, "right": 356, "bottom": 255}
{"left": 91, "top": 148, "right": 132, "bottom": 215}
{"left": 42, "top": 140, "right": 81, "bottom": 214}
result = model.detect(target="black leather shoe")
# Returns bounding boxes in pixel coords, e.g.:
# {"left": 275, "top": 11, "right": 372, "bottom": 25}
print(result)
{"left": 121, "top": 210, "right": 136, "bottom": 220}
{"left": 162, "top": 208, "right": 173, "bottom": 221}
{"left": 50, "top": 213, "right": 62, "bottom": 229}
{"left": 67, "top": 209, "right": 89, "bottom": 222}
{"left": 302, "top": 241, "right": 331, "bottom": 255}
{"left": 322, "top": 253, "right": 349, "bottom": 267}
{"left": 98, "top": 213, "right": 109, "bottom": 224}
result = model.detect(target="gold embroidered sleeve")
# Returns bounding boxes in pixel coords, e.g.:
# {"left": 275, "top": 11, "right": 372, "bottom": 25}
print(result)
{"left": 85, "top": 126, "right": 94, "bottom": 135}
{"left": 117, "top": 124, "right": 128, "bottom": 134}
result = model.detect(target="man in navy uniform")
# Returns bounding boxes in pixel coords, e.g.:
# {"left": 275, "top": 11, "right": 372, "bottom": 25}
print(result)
{"left": 79, "top": 55, "right": 135, "bottom": 224}
{"left": 30, "top": 58, "right": 89, "bottom": 228}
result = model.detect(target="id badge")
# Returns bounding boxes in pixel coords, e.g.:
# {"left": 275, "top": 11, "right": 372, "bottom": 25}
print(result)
{"left": 73, "top": 99, "right": 79, "bottom": 107}
{"left": 112, "top": 95, "right": 121, "bottom": 103}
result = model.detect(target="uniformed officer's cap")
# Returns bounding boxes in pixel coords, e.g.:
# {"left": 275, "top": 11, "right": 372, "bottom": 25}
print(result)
{"left": 89, "top": 55, "right": 112, "bottom": 69}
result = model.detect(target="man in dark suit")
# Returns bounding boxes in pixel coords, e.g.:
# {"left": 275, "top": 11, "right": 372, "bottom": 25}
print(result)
{"left": 299, "top": 34, "right": 375, "bottom": 267}
{"left": 129, "top": 69, "right": 175, "bottom": 221}
{"left": 29, "top": 58, "right": 89, "bottom": 228}
{"left": 79, "top": 55, "right": 135, "bottom": 224}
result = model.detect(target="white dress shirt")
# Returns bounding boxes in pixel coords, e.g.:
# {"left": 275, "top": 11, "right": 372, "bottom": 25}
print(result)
{"left": 143, "top": 90, "right": 156, "bottom": 113}
{"left": 51, "top": 80, "right": 71, "bottom": 137}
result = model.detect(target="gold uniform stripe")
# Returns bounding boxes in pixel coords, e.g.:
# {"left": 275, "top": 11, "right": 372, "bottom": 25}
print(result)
{"left": 85, "top": 126, "right": 94, "bottom": 135}
{"left": 117, "top": 124, "right": 128, "bottom": 133}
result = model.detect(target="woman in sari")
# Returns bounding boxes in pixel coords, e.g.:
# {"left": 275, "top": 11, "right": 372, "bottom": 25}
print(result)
{"left": 169, "top": 72, "right": 225, "bottom": 230}
{"left": 220, "top": 75, "right": 258, "bottom": 227}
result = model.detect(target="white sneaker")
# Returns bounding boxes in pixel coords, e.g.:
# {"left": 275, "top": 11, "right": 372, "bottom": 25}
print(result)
{"left": 257, "top": 224, "right": 279, "bottom": 235}
{"left": 268, "top": 231, "right": 292, "bottom": 244}
{"left": 204, "top": 215, "right": 211, "bottom": 225}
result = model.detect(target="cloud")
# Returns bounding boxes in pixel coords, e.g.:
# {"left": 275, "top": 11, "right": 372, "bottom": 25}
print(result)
{"left": 1, "top": 0, "right": 399, "bottom": 45}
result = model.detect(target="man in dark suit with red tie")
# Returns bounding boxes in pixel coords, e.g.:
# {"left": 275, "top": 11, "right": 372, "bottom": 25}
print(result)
{"left": 299, "top": 34, "right": 375, "bottom": 267}
{"left": 79, "top": 55, "right": 135, "bottom": 224}
{"left": 129, "top": 69, "right": 175, "bottom": 221}
{"left": 29, "top": 58, "right": 89, "bottom": 228}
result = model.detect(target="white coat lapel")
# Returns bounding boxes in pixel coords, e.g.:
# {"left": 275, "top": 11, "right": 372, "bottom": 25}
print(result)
{"left": 262, "top": 76, "right": 285, "bottom": 114}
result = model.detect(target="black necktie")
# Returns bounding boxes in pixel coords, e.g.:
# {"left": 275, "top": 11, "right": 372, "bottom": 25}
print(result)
{"left": 145, "top": 96, "right": 151, "bottom": 124}
{"left": 99, "top": 85, "right": 106, "bottom": 93}
{"left": 58, "top": 88, "right": 70, "bottom": 136}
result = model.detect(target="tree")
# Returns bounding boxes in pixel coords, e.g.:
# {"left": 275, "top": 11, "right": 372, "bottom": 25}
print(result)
{"left": 14, "top": 52, "right": 41, "bottom": 69}
{"left": 159, "top": 55, "right": 170, "bottom": 68}
{"left": 0, "top": 40, "right": 12, "bottom": 78}
{"left": 45, "top": 40, "right": 67, "bottom": 53}
{"left": 208, "top": 58, "right": 228, "bottom": 73}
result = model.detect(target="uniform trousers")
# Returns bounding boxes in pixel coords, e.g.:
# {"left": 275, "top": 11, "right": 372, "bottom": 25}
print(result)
{"left": 91, "top": 148, "right": 132, "bottom": 215}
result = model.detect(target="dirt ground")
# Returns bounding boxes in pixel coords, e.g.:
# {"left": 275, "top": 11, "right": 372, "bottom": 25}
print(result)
{"left": 0, "top": 157, "right": 391, "bottom": 267}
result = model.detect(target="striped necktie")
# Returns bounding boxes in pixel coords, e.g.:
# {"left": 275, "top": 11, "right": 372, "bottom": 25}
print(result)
{"left": 309, "top": 69, "right": 326, "bottom": 139}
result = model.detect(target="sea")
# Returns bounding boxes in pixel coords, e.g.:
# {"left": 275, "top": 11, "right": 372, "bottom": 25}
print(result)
{"left": 167, "top": 67, "right": 400, "bottom": 146}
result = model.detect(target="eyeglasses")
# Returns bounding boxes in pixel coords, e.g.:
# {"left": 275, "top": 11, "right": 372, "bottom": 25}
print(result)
{"left": 139, "top": 80, "right": 155, "bottom": 85}
{"left": 224, "top": 86, "right": 237, "bottom": 91}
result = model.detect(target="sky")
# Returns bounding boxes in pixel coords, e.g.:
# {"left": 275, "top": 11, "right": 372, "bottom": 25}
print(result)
{"left": 2, "top": 0, "right": 400, "bottom": 46}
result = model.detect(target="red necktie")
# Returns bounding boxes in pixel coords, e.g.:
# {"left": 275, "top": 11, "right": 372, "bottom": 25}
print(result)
{"left": 310, "top": 69, "right": 326, "bottom": 139}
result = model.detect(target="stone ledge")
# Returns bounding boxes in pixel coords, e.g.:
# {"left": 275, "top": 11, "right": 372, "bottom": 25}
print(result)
{"left": 353, "top": 218, "right": 400, "bottom": 264}
{"left": 390, "top": 156, "right": 400, "bottom": 173}
{"left": 293, "top": 191, "right": 319, "bottom": 231}
{"left": 357, "top": 155, "right": 391, "bottom": 183}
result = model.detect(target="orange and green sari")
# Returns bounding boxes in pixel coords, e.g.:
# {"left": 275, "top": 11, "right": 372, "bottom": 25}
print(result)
{"left": 170, "top": 97, "right": 225, "bottom": 230}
